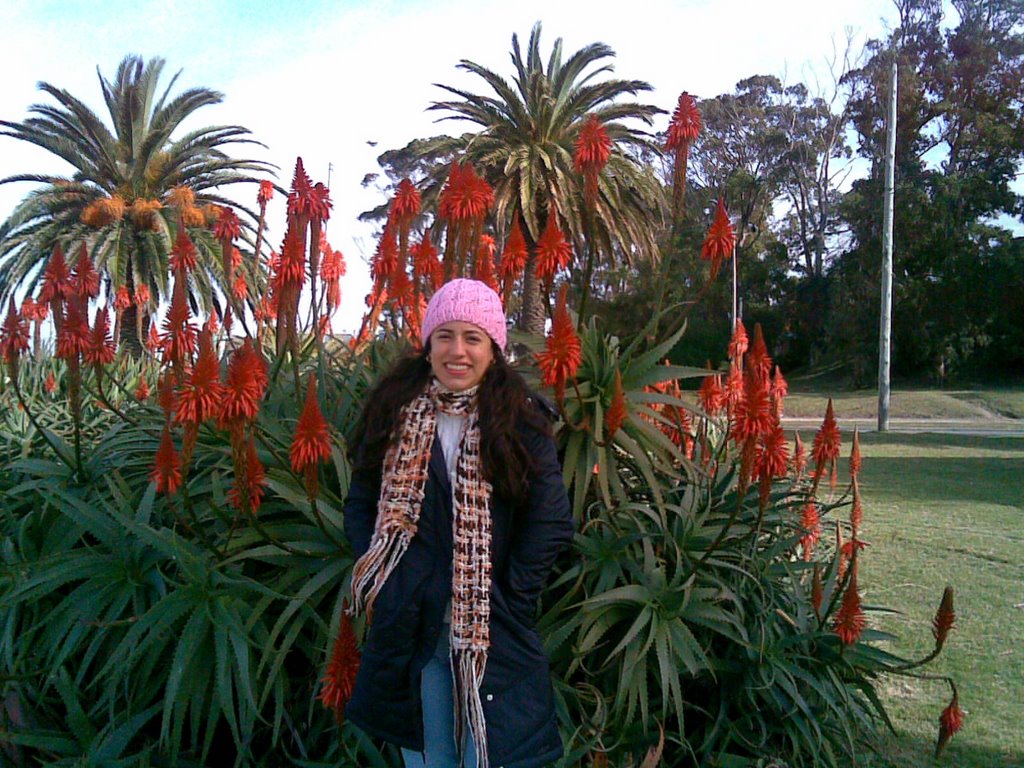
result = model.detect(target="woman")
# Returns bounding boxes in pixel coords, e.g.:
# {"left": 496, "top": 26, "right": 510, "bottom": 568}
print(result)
{"left": 343, "top": 278, "right": 574, "bottom": 768}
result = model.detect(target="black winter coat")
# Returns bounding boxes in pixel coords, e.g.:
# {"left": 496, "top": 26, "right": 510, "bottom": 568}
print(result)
{"left": 343, "top": 411, "right": 574, "bottom": 768}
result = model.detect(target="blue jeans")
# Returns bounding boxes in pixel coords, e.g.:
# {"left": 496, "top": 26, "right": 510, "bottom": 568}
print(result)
{"left": 401, "top": 630, "right": 479, "bottom": 768}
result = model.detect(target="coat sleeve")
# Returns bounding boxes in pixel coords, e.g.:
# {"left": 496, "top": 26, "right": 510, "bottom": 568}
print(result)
{"left": 504, "top": 422, "right": 575, "bottom": 621}
{"left": 343, "top": 452, "right": 381, "bottom": 559}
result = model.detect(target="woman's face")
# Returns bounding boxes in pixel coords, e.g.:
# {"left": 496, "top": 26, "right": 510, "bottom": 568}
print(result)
{"left": 428, "top": 321, "right": 495, "bottom": 391}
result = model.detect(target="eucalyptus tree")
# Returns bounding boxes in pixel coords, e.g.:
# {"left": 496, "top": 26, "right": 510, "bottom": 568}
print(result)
{"left": 0, "top": 54, "right": 272, "bottom": 342}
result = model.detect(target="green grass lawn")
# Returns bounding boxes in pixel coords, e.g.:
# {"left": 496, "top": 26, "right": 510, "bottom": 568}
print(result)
{"left": 843, "top": 431, "right": 1024, "bottom": 767}
{"left": 782, "top": 388, "right": 1024, "bottom": 420}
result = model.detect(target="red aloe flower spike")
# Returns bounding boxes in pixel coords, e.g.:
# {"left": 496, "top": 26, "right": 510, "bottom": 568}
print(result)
{"left": 800, "top": 500, "right": 821, "bottom": 560}
{"left": 229, "top": 436, "right": 266, "bottom": 514}
{"left": 0, "top": 297, "right": 30, "bottom": 365}
{"left": 175, "top": 330, "right": 223, "bottom": 424}
{"left": 134, "top": 284, "right": 151, "bottom": 306}
{"left": 574, "top": 114, "right": 612, "bottom": 207}
{"left": 72, "top": 244, "right": 101, "bottom": 299}
{"left": 850, "top": 475, "right": 863, "bottom": 534}
{"left": 935, "top": 690, "right": 965, "bottom": 757}
{"left": 146, "top": 323, "right": 163, "bottom": 356}
{"left": 748, "top": 323, "right": 772, "bottom": 384}
{"left": 535, "top": 285, "right": 582, "bottom": 405}
{"left": 39, "top": 244, "right": 74, "bottom": 306}
{"left": 391, "top": 178, "right": 421, "bottom": 225}
{"left": 44, "top": 371, "right": 57, "bottom": 394}
{"left": 792, "top": 431, "right": 807, "bottom": 477}
{"left": 812, "top": 398, "right": 842, "bottom": 485}
{"left": 474, "top": 235, "right": 499, "bottom": 293}
{"left": 160, "top": 270, "right": 198, "bottom": 368}
{"left": 257, "top": 180, "right": 274, "bottom": 206}
{"left": 535, "top": 212, "right": 573, "bottom": 284}
{"left": 56, "top": 298, "right": 90, "bottom": 361}
{"left": 411, "top": 231, "right": 441, "bottom": 291}
{"left": 732, "top": 362, "right": 774, "bottom": 444}
{"left": 319, "top": 603, "right": 361, "bottom": 725}
{"left": 932, "top": 586, "right": 956, "bottom": 652}
{"left": 771, "top": 366, "right": 788, "bottom": 416}
{"left": 169, "top": 223, "right": 198, "bottom": 274}
{"left": 811, "top": 563, "right": 823, "bottom": 618}
{"left": 287, "top": 157, "right": 315, "bottom": 220}
{"left": 725, "top": 361, "right": 744, "bottom": 420}
{"left": 604, "top": 369, "right": 627, "bottom": 439}
{"left": 135, "top": 378, "right": 150, "bottom": 401}
{"left": 232, "top": 275, "right": 248, "bottom": 301}
{"left": 219, "top": 339, "right": 266, "bottom": 426}
{"left": 438, "top": 161, "right": 493, "bottom": 223}
{"left": 291, "top": 376, "right": 332, "bottom": 497}
{"left": 697, "top": 372, "right": 726, "bottom": 416}
{"left": 151, "top": 424, "right": 182, "bottom": 495}
{"left": 665, "top": 92, "right": 701, "bottom": 217}
{"left": 85, "top": 306, "right": 116, "bottom": 367}
{"left": 728, "top": 319, "right": 749, "bottom": 361}
{"left": 755, "top": 416, "right": 789, "bottom": 482}
{"left": 701, "top": 197, "right": 736, "bottom": 280}
{"left": 850, "top": 427, "right": 862, "bottom": 478}
{"left": 498, "top": 217, "right": 528, "bottom": 301}
{"left": 215, "top": 206, "right": 242, "bottom": 280}
{"left": 832, "top": 562, "right": 867, "bottom": 645}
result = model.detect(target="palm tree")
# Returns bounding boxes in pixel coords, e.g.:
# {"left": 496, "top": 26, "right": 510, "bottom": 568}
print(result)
{"left": 0, "top": 54, "right": 272, "bottom": 345}
{"left": 427, "top": 23, "right": 667, "bottom": 333}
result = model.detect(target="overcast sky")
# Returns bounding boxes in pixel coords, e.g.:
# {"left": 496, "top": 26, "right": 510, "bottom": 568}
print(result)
{"left": 0, "top": 0, "right": 901, "bottom": 332}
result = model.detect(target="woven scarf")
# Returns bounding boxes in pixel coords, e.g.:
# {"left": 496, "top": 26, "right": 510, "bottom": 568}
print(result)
{"left": 350, "top": 379, "right": 492, "bottom": 768}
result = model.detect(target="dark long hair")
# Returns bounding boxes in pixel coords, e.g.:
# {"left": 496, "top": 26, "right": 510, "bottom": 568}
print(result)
{"left": 348, "top": 344, "right": 551, "bottom": 502}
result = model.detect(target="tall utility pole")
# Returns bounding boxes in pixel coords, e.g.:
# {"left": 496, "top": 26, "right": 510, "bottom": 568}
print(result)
{"left": 878, "top": 58, "right": 898, "bottom": 431}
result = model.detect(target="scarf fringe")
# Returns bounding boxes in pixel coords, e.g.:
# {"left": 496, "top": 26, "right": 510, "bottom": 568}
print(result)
{"left": 452, "top": 643, "right": 489, "bottom": 768}
{"left": 350, "top": 527, "right": 410, "bottom": 619}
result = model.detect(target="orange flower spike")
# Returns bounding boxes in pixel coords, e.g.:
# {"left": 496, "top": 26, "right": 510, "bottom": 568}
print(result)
{"left": 151, "top": 424, "right": 182, "bottom": 495}
{"left": 319, "top": 605, "right": 362, "bottom": 725}
{"left": 771, "top": 365, "right": 788, "bottom": 416}
{"left": 697, "top": 372, "right": 725, "bottom": 416}
{"left": 229, "top": 436, "right": 266, "bottom": 514}
{"left": 574, "top": 114, "right": 612, "bottom": 207}
{"left": 160, "top": 271, "right": 198, "bottom": 366}
{"left": 475, "top": 235, "right": 499, "bottom": 293}
{"left": 438, "top": 162, "right": 493, "bottom": 222}
{"left": 72, "top": 245, "right": 101, "bottom": 299}
{"left": 134, "top": 284, "right": 152, "bottom": 306}
{"left": 286, "top": 157, "right": 316, "bottom": 220}
{"left": 135, "top": 378, "right": 150, "bottom": 401}
{"left": 850, "top": 475, "right": 863, "bottom": 534}
{"left": 56, "top": 299, "right": 90, "bottom": 360}
{"left": 214, "top": 206, "right": 242, "bottom": 242}
{"left": 38, "top": 244, "right": 74, "bottom": 305}
{"left": 728, "top": 319, "right": 749, "bottom": 361}
{"left": 812, "top": 398, "right": 842, "bottom": 483}
{"left": 535, "top": 213, "right": 573, "bottom": 283}
{"left": 146, "top": 323, "right": 163, "bottom": 356}
{"left": 411, "top": 232, "right": 440, "bottom": 290}
{"left": 800, "top": 500, "right": 821, "bottom": 560}
{"left": 792, "top": 431, "right": 807, "bottom": 477}
{"left": 257, "top": 179, "right": 274, "bottom": 207}
{"left": 0, "top": 297, "right": 30, "bottom": 364}
{"left": 44, "top": 371, "right": 57, "bottom": 394}
{"left": 498, "top": 218, "right": 528, "bottom": 288}
{"left": 604, "top": 369, "right": 627, "bottom": 439}
{"left": 832, "top": 563, "right": 867, "bottom": 646}
{"left": 219, "top": 340, "right": 265, "bottom": 425}
{"left": 85, "top": 306, "right": 116, "bottom": 367}
{"left": 732, "top": 363, "right": 773, "bottom": 443}
{"left": 756, "top": 416, "right": 790, "bottom": 482}
{"left": 535, "top": 285, "right": 582, "bottom": 404}
{"left": 935, "top": 691, "right": 965, "bottom": 758}
{"left": 811, "top": 563, "right": 823, "bottom": 617}
{"left": 748, "top": 323, "right": 772, "bottom": 384}
{"left": 391, "top": 178, "right": 421, "bottom": 225}
{"left": 291, "top": 376, "right": 332, "bottom": 474}
{"left": 665, "top": 91, "right": 702, "bottom": 152}
{"left": 169, "top": 224, "right": 198, "bottom": 274}
{"left": 932, "top": 586, "right": 956, "bottom": 652}
{"left": 175, "top": 330, "right": 223, "bottom": 425}
{"left": 701, "top": 197, "right": 736, "bottom": 280}
{"left": 850, "top": 427, "right": 862, "bottom": 478}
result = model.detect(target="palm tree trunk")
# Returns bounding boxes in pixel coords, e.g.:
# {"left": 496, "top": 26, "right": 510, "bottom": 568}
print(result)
{"left": 519, "top": 253, "right": 546, "bottom": 335}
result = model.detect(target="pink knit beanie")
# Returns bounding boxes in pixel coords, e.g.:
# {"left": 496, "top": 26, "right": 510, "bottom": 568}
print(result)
{"left": 421, "top": 278, "right": 507, "bottom": 351}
